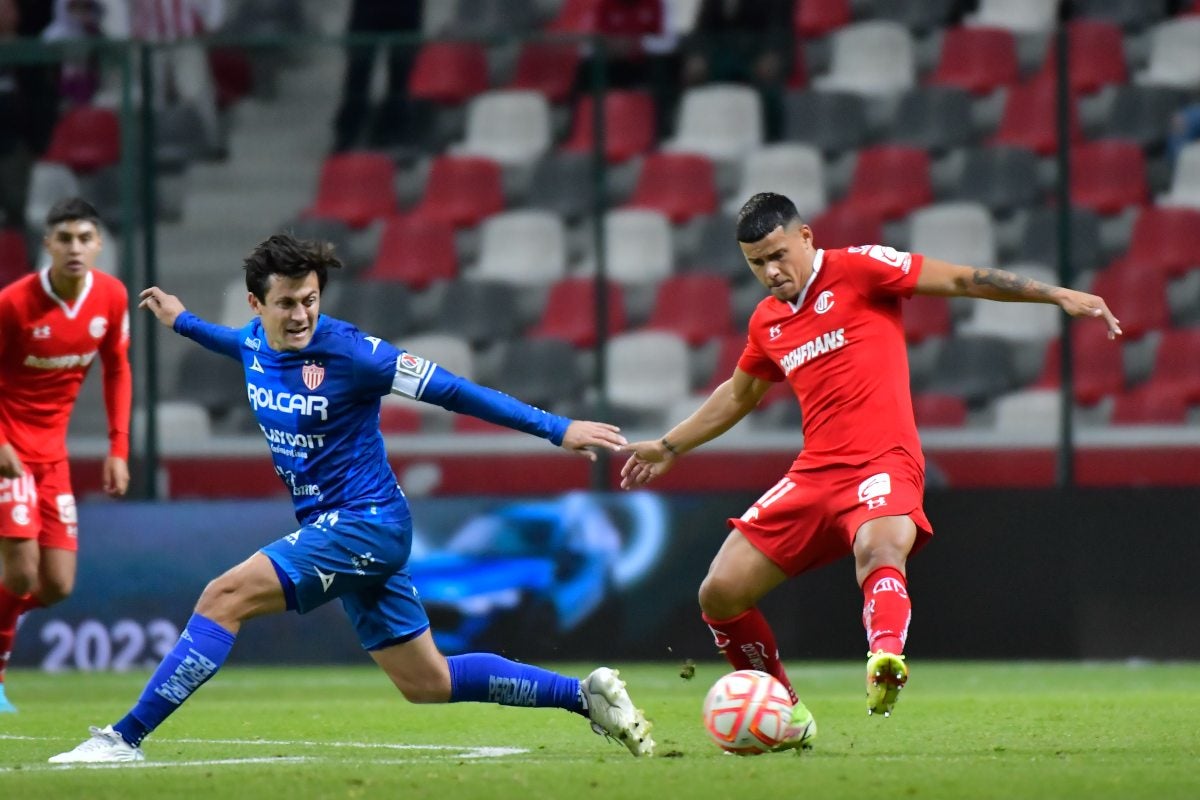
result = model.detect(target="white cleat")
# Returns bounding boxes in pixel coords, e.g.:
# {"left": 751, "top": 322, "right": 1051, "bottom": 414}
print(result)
{"left": 49, "top": 725, "right": 144, "bottom": 764}
{"left": 582, "top": 667, "right": 655, "bottom": 757}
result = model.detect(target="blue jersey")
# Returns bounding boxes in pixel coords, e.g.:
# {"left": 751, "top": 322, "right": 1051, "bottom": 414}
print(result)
{"left": 174, "top": 312, "right": 571, "bottom": 525}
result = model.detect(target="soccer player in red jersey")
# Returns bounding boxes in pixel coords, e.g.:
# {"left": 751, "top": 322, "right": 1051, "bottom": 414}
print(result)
{"left": 620, "top": 193, "right": 1122, "bottom": 738}
{"left": 0, "top": 197, "right": 131, "bottom": 712}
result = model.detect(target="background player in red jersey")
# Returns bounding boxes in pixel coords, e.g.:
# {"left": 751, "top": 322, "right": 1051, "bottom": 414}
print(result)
{"left": 620, "top": 192, "right": 1122, "bottom": 739}
{"left": 0, "top": 197, "right": 131, "bottom": 712}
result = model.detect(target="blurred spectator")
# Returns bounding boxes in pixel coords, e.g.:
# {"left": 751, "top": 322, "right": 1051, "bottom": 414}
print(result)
{"left": 0, "top": 0, "right": 59, "bottom": 227}
{"left": 1168, "top": 103, "right": 1200, "bottom": 167}
{"left": 332, "top": 0, "right": 422, "bottom": 152}
{"left": 43, "top": 0, "right": 106, "bottom": 107}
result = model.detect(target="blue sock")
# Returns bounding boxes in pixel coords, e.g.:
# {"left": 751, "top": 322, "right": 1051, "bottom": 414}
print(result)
{"left": 113, "top": 613, "right": 236, "bottom": 747}
{"left": 447, "top": 653, "right": 585, "bottom": 717}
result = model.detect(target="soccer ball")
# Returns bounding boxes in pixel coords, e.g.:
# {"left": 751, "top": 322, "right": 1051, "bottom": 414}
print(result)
{"left": 702, "top": 669, "right": 796, "bottom": 755}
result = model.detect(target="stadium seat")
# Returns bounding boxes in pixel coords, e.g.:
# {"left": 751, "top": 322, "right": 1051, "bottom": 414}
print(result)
{"left": 1087, "top": 264, "right": 1169, "bottom": 339}
{"left": 903, "top": 293, "right": 953, "bottom": 344}
{"left": 966, "top": 0, "right": 1056, "bottom": 33}
{"left": 1140, "top": 327, "right": 1200, "bottom": 403}
{"left": 546, "top": 0, "right": 605, "bottom": 32}
{"left": 1074, "top": 0, "right": 1169, "bottom": 32}
{"left": 25, "top": 162, "right": 81, "bottom": 231}
{"left": 1160, "top": 141, "right": 1200, "bottom": 210}
{"left": 911, "top": 392, "right": 968, "bottom": 428}
{"left": 451, "top": 90, "right": 553, "bottom": 169}
{"left": 489, "top": 338, "right": 586, "bottom": 410}
{"left": 434, "top": 279, "right": 524, "bottom": 346}
{"left": 644, "top": 274, "right": 734, "bottom": 346}
{"left": 155, "top": 103, "right": 210, "bottom": 171}
{"left": 528, "top": 276, "right": 627, "bottom": 348}
{"left": 561, "top": 90, "right": 657, "bottom": 164}
{"left": 43, "top": 107, "right": 121, "bottom": 173}
{"left": 1034, "top": 324, "right": 1125, "bottom": 405}
{"left": 908, "top": 202, "right": 997, "bottom": 269}
{"left": 929, "top": 26, "right": 1020, "bottom": 96}
{"left": 133, "top": 401, "right": 213, "bottom": 451}
{"left": 867, "top": 0, "right": 959, "bottom": 35}
{"left": 326, "top": 280, "right": 415, "bottom": 342}
{"left": 1137, "top": 17, "right": 1200, "bottom": 90}
{"left": 1069, "top": 140, "right": 1148, "bottom": 216}
{"left": 173, "top": 348, "right": 249, "bottom": 422}
{"left": 681, "top": 212, "right": 748, "bottom": 283}
{"left": 992, "top": 78, "right": 1083, "bottom": 156}
{"left": 360, "top": 215, "right": 458, "bottom": 290}
{"left": 1015, "top": 207, "right": 1103, "bottom": 277}
{"left": 836, "top": 145, "right": 933, "bottom": 222}
{"left": 306, "top": 152, "right": 396, "bottom": 229}
{"left": 662, "top": 83, "right": 764, "bottom": 165}
{"left": 1102, "top": 85, "right": 1186, "bottom": 149}
{"left": 1110, "top": 384, "right": 1189, "bottom": 425}
{"left": 472, "top": 210, "right": 568, "bottom": 287}
{"left": 378, "top": 396, "right": 423, "bottom": 434}
{"left": 525, "top": 151, "right": 597, "bottom": 222}
{"left": 725, "top": 144, "right": 827, "bottom": 218}
{"left": 1035, "top": 19, "right": 1128, "bottom": 96}
{"left": 793, "top": 0, "right": 851, "bottom": 38}
{"left": 283, "top": 216, "right": 356, "bottom": 272}
{"left": 396, "top": 332, "right": 476, "bottom": 380}
{"left": 208, "top": 47, "right": 255, "bottom": 110}
{"left": 407, "top": 41, "right": 490, "bottom": 105}
{"left": 624, "top": 153, "right": 718, "bottom": 224}
{"left": 924, "top": 335, "right": 1019, "bottom": 406}
{"left": 509, "top": 40, "right": 582, "bottom": 103}
{"left": 1112, "top": 207, "right": 1200, "bottom": 279}
{"left": 809, "top": 205, "right": 884, "bottom": 251}
{"left": 410, "top": 155, "right": 505, "bottom": 229}
{"left": 889, "top": 86, "right": 976, "bottom": 154}
{"left": 813, "top": 21, "right": 917, "bottom": 98}
{"left": 781, "top": 90, "right": 872, "bottom": 157}
{"left": 990, "top": 388, "right": 1063, "bottom": 436}
{"left": 449, "top": 0, "right": 539, "bottom": 39}
{"left": 953, "top": 145, "right": 1040, "bottom": 216}
{"left": 957, "top": 265, "right": 1060, "bottom": 382}
{"left": 579, "top": 208, "right": 674, "bottom": 292}
{"left": 605, "top": 330, "right": 692, "bottom": 413}
{"left": 0, "top": 228, "right": 29, "bottom": 288}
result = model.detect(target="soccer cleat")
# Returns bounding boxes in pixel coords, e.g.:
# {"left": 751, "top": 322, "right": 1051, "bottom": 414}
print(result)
{"left": 48, "top": 725, "right": 144, "bottom": 764}
{"left": 866, "top": 651, "right": 908, "bottom": 717}
{"left": 0, "top": 683, "right": 16, "bottom": 713}
{"left": 772, "top": 699, "right": 817, "bottom": 752}
{"left": 582, "top": 667, "right": 655, "bottom": 757}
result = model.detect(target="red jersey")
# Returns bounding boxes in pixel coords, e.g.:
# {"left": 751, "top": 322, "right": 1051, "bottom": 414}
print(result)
{"left": 738, "top": 246, "right": 925, "bottom": 468}
{"left": 0, "top": 269, "right": 131, "bottom": 463}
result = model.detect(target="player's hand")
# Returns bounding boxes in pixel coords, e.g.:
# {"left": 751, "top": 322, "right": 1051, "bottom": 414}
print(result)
{"left": 138, "top": 286, "right": 186, "bottom": 328}
{"left": 0, "top": 442, "right": 24, "bottom": 479}
{"left": 102, "top": 456, "right": 129, "bottom": 498}
{"left": 560, "top": 420, "right": 627, "bottom": 461}
{"left": 1054, "top": 288, "right": 1122, "bottom": 339}
{"left": 619, "top": 439, "right": 678, "bottom": 490}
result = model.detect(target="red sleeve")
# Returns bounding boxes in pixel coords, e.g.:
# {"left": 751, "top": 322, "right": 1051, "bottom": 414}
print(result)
{"left": 736, "top": 329, "right": 784, "bottom": 383}
{"left": 0, "top": 296, "right": 12, "bottom": 448}
{"left": 100, "top": 282, "right": 132, "bottom": 460}
{"left": 840, "top": 245, "right": 924, "bottom": 299}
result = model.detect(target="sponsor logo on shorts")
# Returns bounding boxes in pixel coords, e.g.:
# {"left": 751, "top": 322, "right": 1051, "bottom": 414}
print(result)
{"left": 11, "top": 504, "right": 30, "bottom": 526}
{"left": 56, "top": 494, "right": 77, "bottom": 524}
{"left": 315, "top": 567, "right": 335, "bottom": 592}
{"left": 858, "top": 472, "right": 892, "bottom": 510}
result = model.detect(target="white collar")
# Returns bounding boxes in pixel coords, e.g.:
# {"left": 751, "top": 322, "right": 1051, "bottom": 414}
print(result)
{"left": 785, "top": 249, "right": 824, "bottom": 313}
{"left": 39, "top": 268, "right": 94, "bottom": 319}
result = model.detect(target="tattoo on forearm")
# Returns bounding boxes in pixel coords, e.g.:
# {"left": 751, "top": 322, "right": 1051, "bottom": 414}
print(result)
{"left": 970, "top": 268, "right": 1055, "bottom": 299}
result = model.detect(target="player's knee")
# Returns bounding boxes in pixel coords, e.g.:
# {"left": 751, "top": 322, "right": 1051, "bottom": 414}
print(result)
{"left": 194, "top": 574, "right": 241, "bottom": 621}
{"left": 36, "top": 578, "right": 73, "bottom": 606}
{"left": 1, "top": 566, "right": 38, "bottom": 597}
{"left": 698, "top": 574, "right": 746, "bottom": 619}
{"left": 394, "top": 673, "right": 451, "bottom": 704}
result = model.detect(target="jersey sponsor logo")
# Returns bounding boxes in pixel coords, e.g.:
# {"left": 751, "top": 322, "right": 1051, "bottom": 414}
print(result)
{"left": 315, "top": 566, "right": 335, "bottom": 592}
{"left": 350, "top": 551, "right": 376, "bottom": 575}
{"left": 302, "top": 361, "right": 325, "bottom": 390}
{"left": 88, "top": 315, "right": 108, "bottom": 339}
{"left": 779, "top": 328, "right": 846, "bottom": 375}
{"left": 397, "top": 352, "right": 427, "bottom": 377}
{"left": 260, "top": 425, "right": 327, "bottom": 451}
{"left": 243, "top": 336, "right": 261, "bottom": 351}
{"left": 858, "top": 472, "right": 892, "bottom": 510}
{"left": 392, "top": 353, "right": 435, "bottom": 400}
{"left": 848, "top": 244, "right": 913, "bottom": 273}
{"left": 814, "top": 290, "right": 835, "bottom": 314}
{"left": 55, "top": 494, "right": 77, "bottom": 525}
{"left": 365, "top": 336, "right": 382, "bottom": 354}
{"left": 247, "top": 383, "right": 329, "bottom": 419}
{"left": 277, "top": 468, "right": 321, "bottom": 498}
{"left": 32, "top": 325, "right": 51, "bottom": 339}
{"left": 23, "top": 351, "right": 98, "bottom": 370}
{"left": 250, "top": 355, "right": 264, "bottom": 373}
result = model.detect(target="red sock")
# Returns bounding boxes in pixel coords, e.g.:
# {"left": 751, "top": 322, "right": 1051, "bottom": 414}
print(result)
{"left": 862, "top": 567, "right": 911, "bottom": 655}
{"left": 702, "top": 608, "right": 798, "bottom": 704}
{"left": 0, "top": 586, "right": 32, "bottom": 682}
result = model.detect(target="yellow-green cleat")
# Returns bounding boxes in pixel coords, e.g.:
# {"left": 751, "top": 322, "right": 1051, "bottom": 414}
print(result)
{"left": 772, "top": 700, "right": 817, "bottom": 752}
{"left": 866, "top": 651, "right": 908, "bottom": 717}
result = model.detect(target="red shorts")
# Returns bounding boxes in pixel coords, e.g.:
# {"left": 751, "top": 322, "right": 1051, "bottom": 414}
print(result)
{"left": 728, "top": 448, "right": 932, "bottom": 577}
{"left": 0, "top": 460, "right": 79, "bottom": 551}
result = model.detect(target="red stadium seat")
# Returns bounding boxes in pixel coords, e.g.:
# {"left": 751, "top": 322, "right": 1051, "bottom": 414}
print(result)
{"left": 408, "top": 41, "right": 490, "bottom": 104}
{"left": 509, "top": 41, "right": 582, "bottom": 103}
{"left": 911, "top": 392, "right": 968, "bottom": 427}
{"left": 929, "top": 26, "right": 1019, "bottom": 95}
{"left": 644, "top": 274, "right": 733, "bottom": 345}
{"left": 1069, "top": 139, "right": 1148, "bottom": 215}
{"left": 528, "top": 277, "right": 627, "bottom": 348}
{"left": 546, "top": 0, "right": 602, "bottom": 32}
{"left": 699, "top": 333, "right": 788, "bottom": 407}
{"left": 624, "top": 152, "right": 718, "bottom": 224}
{"left": 452, "top": 413, "right": 513, "bottom": 434}
{"left": 1036, "top": 19, "right": 1128, "bottom": 95}
{"left": 44, "top": 107, "right": 121, "bottom": 173}
{"left": 360, "top": 215, "right": 458, "bottom": 290}
{"left": 1087, "top": 263, "right": 1168, "bottom": 339}
{"left": 993, "top": 77, "right": 1082, "bottom": 156}
{"left": 1110, "top": 384, "right": 1189, "bottom": 425}
{"left": 1111, "top": 207, "right": 1200, "bottom": 279}
{"left": 1035, "top": 324, "right": 1124, "bottom": 405}
{"left": 794, "top": 0, "right": 851, "bottom": 38}
{"left": 562, "top": 91, "right": 656, "bottom": 164}
{"left": 379, "top": 402, "right": 423, "bottom": 433}
{"left": 409, "top": 155, "right": 504, "bottom": 229}
{"left": 1143, "top": 328, "right": 1200, "bottom": 403}
{"left": 208, "top": 48, "right": 254, "bottom": 109}
{"left": 903, "top": 293, "right": 952, "bottom": 344}
{"left": 837, "top": 145, "right": 932, "bottom": 221}
{"left": 809, "top": 205, "right": 883, "bottom": 250}
{"left": 0, "top": 228, "right": 29, "bottom": 287}
{"left": 306, "top": 152, "right": 396, "bottom": 229}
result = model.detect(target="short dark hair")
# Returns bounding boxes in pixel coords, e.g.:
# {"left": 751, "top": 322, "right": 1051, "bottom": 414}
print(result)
{"left": 45, "top": 197, "right": 101, "bottom": 229}
{"left": 736, "top": 192, "right": 803, "bottom": 244}
{"left": 243, "top": 233, "right": 343, "bottom": 301}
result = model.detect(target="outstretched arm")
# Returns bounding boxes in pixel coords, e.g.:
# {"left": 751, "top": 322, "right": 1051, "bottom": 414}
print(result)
{"left": 915, "top": 258, "right": 1122, "bottom": 339}
{"left": 139, "top": 286, "right": 242, "bottom": 358}
{"left": 620, "top": 368, "right": 774, "bottom": 489}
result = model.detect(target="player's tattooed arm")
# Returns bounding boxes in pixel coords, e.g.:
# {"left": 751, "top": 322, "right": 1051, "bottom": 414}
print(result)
{"left": 969, "top": 267, "right": 1057, "bottom": 300}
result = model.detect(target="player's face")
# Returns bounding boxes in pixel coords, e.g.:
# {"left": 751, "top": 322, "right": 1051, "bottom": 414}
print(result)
{"left": 250, "top": 271, "right": 321, "bottom": 351}
{"left": 740, "top": 222, "right": 815, "bottom": 303}
{"left": 44, "top": 220, "right": 102, "bottom": 280}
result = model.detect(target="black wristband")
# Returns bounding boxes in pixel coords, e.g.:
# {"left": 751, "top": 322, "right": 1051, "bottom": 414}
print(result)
{"left": 661, "top": 437, "right": 680, "bottom": 456}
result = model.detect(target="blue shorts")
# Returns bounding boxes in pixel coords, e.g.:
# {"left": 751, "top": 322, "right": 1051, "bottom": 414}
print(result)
{"left": 260, "top": 509, "right": 430, "bottom": 651}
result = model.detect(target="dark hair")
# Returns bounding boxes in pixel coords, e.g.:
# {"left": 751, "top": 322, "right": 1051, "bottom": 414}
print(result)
{"left": 45, "top": 197, "right": 101, "bottom": 229}
{"left": 736, "top": 192, "right": 803, "bottom": 244}
{"left": 243, "top": 233, "right": 343, "bottom": 301}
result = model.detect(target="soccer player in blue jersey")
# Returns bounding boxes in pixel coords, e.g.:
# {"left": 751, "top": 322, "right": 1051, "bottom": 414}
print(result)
{"left": 49, "top": 234, "right": 655, "bottom": 763}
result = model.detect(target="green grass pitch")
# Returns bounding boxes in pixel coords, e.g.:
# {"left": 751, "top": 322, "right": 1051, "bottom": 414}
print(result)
{"left": 2, "top": 661, "right": 1198, "bottom": 800}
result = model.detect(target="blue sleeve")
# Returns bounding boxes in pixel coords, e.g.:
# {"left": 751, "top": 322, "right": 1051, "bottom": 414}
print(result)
{"left": 173, "top": 311, "right": 242, "bottom": 360}
{"left": 418, "top": 366, "right": 571, "bottom": 446}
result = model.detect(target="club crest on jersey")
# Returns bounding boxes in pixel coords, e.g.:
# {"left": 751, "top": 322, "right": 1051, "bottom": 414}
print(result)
{"left": 88, "top": 316, "right": 108, "bottom": 339}
{"left": 302, "top": 361, "right": 325, "bottom": 390}
{"left": 814, "top": 290, "right": 835, "bottom": 314}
